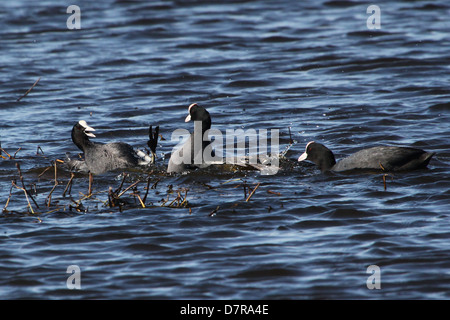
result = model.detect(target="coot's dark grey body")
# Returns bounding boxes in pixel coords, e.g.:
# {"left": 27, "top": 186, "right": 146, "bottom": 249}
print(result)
{"left": 69, "top": 120, "right": 152, "bottom": 174}
{"left": 167, "top": 103, "right": 214, "bottom": 173}
{"left": 298, "top": 141, "right": 435, "bottom": 172}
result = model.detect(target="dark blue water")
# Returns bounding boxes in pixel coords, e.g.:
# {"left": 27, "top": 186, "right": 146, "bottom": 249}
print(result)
{"left": 0, "top": 0, "right": 449, "bottom": 299}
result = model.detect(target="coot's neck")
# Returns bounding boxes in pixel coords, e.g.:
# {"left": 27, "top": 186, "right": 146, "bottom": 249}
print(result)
{"left": 71, "top": 126, "right": 94, "bottom": 152}
{"left": 191, "top": 117, "right": 211, "bottom": 136}
{"left": 202, "top": 117, "right": 211, "bottom": 133}
{"left": 315, "top": 145, "right": 337, "bottom": 172}
{"left": 318, "top": 155, "right": 336, "bottom": 172}
{"left": 190, "top": 108, "right": 211, "bottom": 134}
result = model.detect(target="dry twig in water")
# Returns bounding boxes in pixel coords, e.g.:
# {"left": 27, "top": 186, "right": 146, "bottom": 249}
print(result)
{"left": 117, "top": 180, "right": 141, "bottom": 198}
{"left": 288, "top": 126, "right": 294, "bottom": 145}
{"left": 2, "top": 185, "right": 14, "bottom": 212}
{"left": 46, "top": 161, "right": 59, "bottom": 207}
{"left": 166, "top": 189, "right": 189, "bottom": 208}
{"left": 245, "top": 182, "right": 261, "bottom": 202}
{"left": 11, "top": 179, "right": 34, "bottom": 214}
{"left": 15, "top": 163, "right": 39, "bottom": 211}
{"left": 240, "top": 180, "right": 248, "bottom": 199}
{"left": 137, "top": 194, "right": 145, "bottom": 208}
{"left": 142, "top": 172, "right": 154, "bottom": 204}
{"left": 209, "top": 205, "right": 220, "bottom": 217}
{"left": 36, "top": 146, "right": 45, "bottom": 155}
{"left": 267, "top": 190, "right": 281, "bottom": 196}
{"left": 382, "top": 173, "right": 394, "bottom": 191}
{"left": 88, "top": 172, "right": 93, "bottom": 196}
{"left": 114, "top": 173, "right": 128, "bottom": 195}
{"left": 0, "top": 147, "right": 21, "bottom": 160}
{"left": 17, "top": 77, "right": 41, "bottom": 102}
{"left": 151, "top": 178, "right": 161, "bottom": 190}
{"left": 63, "top": 172, "right": 75, "bottom": 197}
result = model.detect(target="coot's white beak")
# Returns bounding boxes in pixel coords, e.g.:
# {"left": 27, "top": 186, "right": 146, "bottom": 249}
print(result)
{"left": 298, "top": 152, "right": 307, "bottom": 162}
{"left": 79, "top": 120, "right": 96, "bottom": 138}
{"left": 185, "top": 114, "right": 191, "bottom": 122}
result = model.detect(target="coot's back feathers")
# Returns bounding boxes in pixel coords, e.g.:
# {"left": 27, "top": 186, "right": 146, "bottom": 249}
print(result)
{"left": 332, "top": 146, "right": 434, "bottom": 172}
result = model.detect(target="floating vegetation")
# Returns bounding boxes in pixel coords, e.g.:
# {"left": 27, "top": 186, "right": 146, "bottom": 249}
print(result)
{"left": 0, "top": 144, "right": 21, "bottom": 160}
{"left": 0, "top": 129, "right": 322, "bottom": 218}
{"left": 0, "top": 151, "right": 271, "bottom": 219}
{"left": 0, "top": 142, "right": 254, "bottom": 217}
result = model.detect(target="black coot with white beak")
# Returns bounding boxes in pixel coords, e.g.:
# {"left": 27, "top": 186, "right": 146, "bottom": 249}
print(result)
{"left": 68, "top": 120, "right": 154, "bottom": 174}
{"left": 167, "top": 103, "right": 214, "bottom": 173}
{"left": 298, "top": 141, "right": 435, "bottom": 172}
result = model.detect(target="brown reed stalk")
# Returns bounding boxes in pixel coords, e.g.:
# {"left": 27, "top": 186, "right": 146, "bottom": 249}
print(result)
{"left": 63, "top": 172, "right": 75, "bottom": 197}
{"left": 114, "top": 173, "right": 127, "bottom": 195}
{"left": 107, "top": 187, "right": 115, "bottom": 208}
{"left": 13, "top": 148, "right": 21, "bottom": 158}
{"left": 0, "top": 141, "right": 5, "bottom": 159}
{"left": 117, "top": 180, "right": 141, "bottom": 198}
{"left": 135, "top": 193, "right": 145, "bottom": 208}
{"left": 166, "top": 193, "right": 180, "bottom": 208}
{"left": 142, "top": 174, "right": 153, "bottom": 204}
{"left": 16, "top": 163, "right": 39, "bottom": 210}
{"left": 151, "top": 178, "right": 161, "bottom": 189}
{"left": 209, "top": 205, "right": 220, "bottom": 217}
{"left": 70, "top": 199, "right": 86, "bottom": 213}
{"left": 181, "top": 189, "right": 189, "bottom": 207}
{"left": 0, "top": 148, "right": 12, "bottom": 159}
{"left": 38, "top": 166, "right": 52, "bottom": 178}
{"left": 288, "top": 126, "right": 293, "bottom": 144}
{"left": 17, "top": 77, "right": 41, "bottom": 102}
{"left": 2, "top": 185, "right": 14, "bottom": 212}
{"left": 165, "top": 188, "right": 189, "bottom": 208}
{"left": 245, "top": 182, "right": 261, "bottom": 202}
{"left": 11, "top": 180, "right": 34, "bottom": 214}
{"left": 46, "top": 161, "right": 59, "bottom": 207}
{"left": 267, "top": 190, "right": 281, "bottom": 196}
{"left": 88, "top": 172, "right": 93, "bottom": 196}
{"left": 382, "top": 173, "right": 394, "bottom": 191}
{"left": 36, "top": 146, "right": 45, "bottom": 155}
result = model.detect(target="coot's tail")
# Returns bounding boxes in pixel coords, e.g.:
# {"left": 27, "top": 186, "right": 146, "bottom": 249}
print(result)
{"left": 421, "top": 152, "right": 435, "bottom": 168}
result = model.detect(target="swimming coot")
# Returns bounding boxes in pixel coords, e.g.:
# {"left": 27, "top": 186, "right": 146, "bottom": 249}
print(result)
{"left": 298, "top": 141, "right": 435, "bottom": 172}
{"left": 69, "top": 120, "right": 153, "bottom": 174}
{"left": 167, "top": 103, "right": 214, "bottom": 173}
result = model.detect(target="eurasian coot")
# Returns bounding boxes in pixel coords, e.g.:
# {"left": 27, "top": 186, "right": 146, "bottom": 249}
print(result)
{"left": 167, "top": 103, "right": 214, "bottom": 173}
{"left": 69, "top": 120, "right": 153, "bottom": 174}
{"left": 298, "top": 141, "right": 435, "bottom": 172}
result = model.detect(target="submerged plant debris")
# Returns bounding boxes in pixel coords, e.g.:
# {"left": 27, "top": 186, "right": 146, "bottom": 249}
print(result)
{"left": 1, "top": 138, "right": 401, "bottom": 219}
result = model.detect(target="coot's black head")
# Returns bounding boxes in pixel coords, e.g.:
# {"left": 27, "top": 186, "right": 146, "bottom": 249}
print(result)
{"left": 71, "top": 120, "right": 96, "bottom": 151}
{"left": 298, "top": 141, "right": 336, "bottom": 172}
{"left": 185, "top": 103, "right": 211, "bottom": 131}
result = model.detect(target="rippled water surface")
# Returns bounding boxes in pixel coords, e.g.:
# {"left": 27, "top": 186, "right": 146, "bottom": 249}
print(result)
{"left": 0, "top": 0, "right": 449, "bottom": 299}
